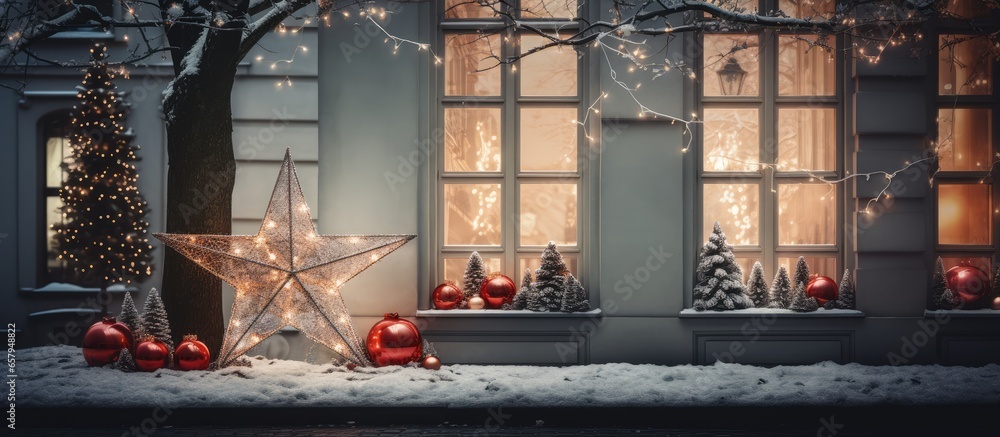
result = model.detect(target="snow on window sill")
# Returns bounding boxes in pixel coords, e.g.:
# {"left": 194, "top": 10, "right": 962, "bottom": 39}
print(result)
{"left": 416, "top": 309, "right": 602, "bottom": 318}
{"left": 679, "top": 308, "right": 864, "bottom": 318}
{"left": 20, "top": 282, "right": 136, "bottom": 294}
{"left": 49, "top": 31, "right": 114, "bottom": 39}
{"left": 924, "top": 309, "right": 1000, "bottom": 318}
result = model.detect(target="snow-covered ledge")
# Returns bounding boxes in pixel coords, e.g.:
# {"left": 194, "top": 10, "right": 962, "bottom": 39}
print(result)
{"left": 679, "top": 308, "right": 864, "bottom": 318}
{"left": 924, "top": 309, "right": 1000, "bottom": 318}
{"left": 416, "top": 308, "right": 602, "bottom": 318}
{"left": 19, "top": 282, "right": 137, "bottom": 294}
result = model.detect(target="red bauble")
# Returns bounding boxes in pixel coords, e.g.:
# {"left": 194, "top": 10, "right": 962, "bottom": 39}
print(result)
{"left": 806, "top": 275, "right": 838, "bottom": 307}
{"left": 946, "top": 264, "right": 990, "bottom": 307}
{"left": 480, "top": 274, "right": 516, "bottom": 309}
{"left": 134, "top": 338, "right": 170, "bottom": 372}
{"left": 432, "top": 282, "right": 464, "bottom": 310}
{"left": 366, "top": 313, "right": 422, "bottom": 367}
{"left": 82, "top": 317, "right": 134, "bottom": 367}
{"left": 175, "top": 335, "right": 211, "bottom": 371}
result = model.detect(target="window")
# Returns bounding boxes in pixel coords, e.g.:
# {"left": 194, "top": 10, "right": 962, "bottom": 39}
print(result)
{"left": 39, "top": 114, "right": 73, "bottom": 284}
{"left": 436, "top": 1, "right": 585, "bottom": 290}
{"left": 699, "top": 0, "right": 841, "bottom": 282}
{"left": 934, "top": 4, "right": 999, "bottom": 274}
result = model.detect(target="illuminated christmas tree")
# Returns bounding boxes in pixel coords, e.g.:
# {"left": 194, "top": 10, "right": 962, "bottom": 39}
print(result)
{"left": 53, "top": 44, "right": 153, "bottom": 290}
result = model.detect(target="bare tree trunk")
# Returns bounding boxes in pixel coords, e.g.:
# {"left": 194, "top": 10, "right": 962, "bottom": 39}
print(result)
{"left": 160, "top": 23, "right": 243, "bottom": 356}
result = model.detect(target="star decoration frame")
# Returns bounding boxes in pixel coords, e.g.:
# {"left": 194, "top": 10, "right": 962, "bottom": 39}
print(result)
{"left": 155, "top": 150, "right": 414, "bottom": 367}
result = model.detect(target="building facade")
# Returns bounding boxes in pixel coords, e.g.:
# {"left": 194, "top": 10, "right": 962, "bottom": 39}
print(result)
{"left": 2, "top": 0, "right": 999, "bottom": 366}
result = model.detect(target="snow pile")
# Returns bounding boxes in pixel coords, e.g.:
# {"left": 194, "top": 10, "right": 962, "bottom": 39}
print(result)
{"left": 18, "top": 345, "right": 1000, "bottom": 408}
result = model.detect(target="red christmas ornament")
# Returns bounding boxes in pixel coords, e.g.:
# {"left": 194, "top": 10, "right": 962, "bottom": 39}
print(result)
{"left": 175, "top": 335, "right": 211, "bottom": 371}
{"left": 480, "top": 274, "right": 516, "bottom": 309}
{"left": 806, "top": 275, "right": 838, "bottom": 307}
{"left": 946, "top": 263, "right": 990, "bottom": 307}
{"left": 134, "top": 337, "right": 170, "bottom": 372}
{"left": 82, "top": 317, "right": 134, "bottom": 367}
{"left": 366, "top": 313, "right": 422, "bottom": 367}
{"left": 432, "top": 281, "right": 464, "bottom": 310}
{"left": 421, "top": 356, "right": 442, "bottom": 371}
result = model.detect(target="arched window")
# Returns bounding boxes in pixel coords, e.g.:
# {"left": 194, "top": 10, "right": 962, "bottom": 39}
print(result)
{"left": 38, "top": 113, "right": 73, "bottom": 284}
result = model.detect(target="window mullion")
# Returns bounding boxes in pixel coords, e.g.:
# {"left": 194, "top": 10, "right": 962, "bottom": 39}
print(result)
{"left": 505, "top": 34, "right": 518, "bottom": 278}
{"left": 762, "top": 28, "right": 778, "bottom": 278}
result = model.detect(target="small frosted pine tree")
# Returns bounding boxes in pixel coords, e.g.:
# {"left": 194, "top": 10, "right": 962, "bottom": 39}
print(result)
{"left": 744, "top": 261, "right": 767, "bottom": 308}
{"left": 789, "top": 283, "right": 819, "bottom": 312}
{"left": 768, "top": 267, "right": 792, "bottom": 309}
{"left": 930, "top": 257, "right": 957, "bottom": 310}
{"left": 534, "top": 242, "right": 569, "bottom": 312}
{"left": 792, "top": 256, "right": 811, "bottom": 290}
{"left": 505, "top": 268, "right": 533, "bottom": 310}
{"left": 836, "top": 269, "right": 856, "bottom": 310}
{"left": 463, "top": 252, "right": 487, "bottom": 306}
{"left": 114, "top": 348, "right": 137, "bottom": 372}
{"left": 142, "top": 288, "right": 173, "bottom": 349}
{"left": 118, "top": 292, "right": 145, "bottom": 339}
{"left": 420, "top": 338, "right": 438, "bottom": 360}
{"left": 692, "top": 222, "right": 751, "bottom": 311}
{"left": 560, "top": 274, "right": 591, "bottom": 312}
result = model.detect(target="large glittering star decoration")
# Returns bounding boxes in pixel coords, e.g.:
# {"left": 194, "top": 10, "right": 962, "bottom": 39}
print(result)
{"left": 154, "top": 151, "right": 414, "bottom": 367}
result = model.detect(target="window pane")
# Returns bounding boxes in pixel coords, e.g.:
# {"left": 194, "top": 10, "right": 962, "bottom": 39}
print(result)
{"left": 778, "top": 0, "right": 835, "bottom": 18}
{"left": 777, "top": 108, "right": 836, "bottom": 171}
{"left": 521, "top": 0, "right": 577, "bottom": 18}
{"left": 703, "top": 183, "right": 759, "bottom": 246}
{"left": 777, "top": 256, "right": 837, "bottom": 279}
{"left": 519, "top": 253, "right": 577, "bottom": 278}
{"left": 778, "top": 184, "right": 836, "bottom": 245}
{"left": 46, "top": 196, "right": 63, "bottom": 272}
{"left": 703, "top": 108, "right": 759, "bottom": 171}
{"left": 446, "top": 33, "right": 502, "bottom": 96}
{"left": 444, "top": 107, "right": 502, "bottom": 172}
{"left": 444, "top": 183, "right": 502, "bottom": 245}
{"left": 444, "top": 255, "right": 502, "bottom": 283}
{"left": 444, "top": 0, "right": 498, "bottom": 18}
{"left": 937, "top": 108, "right": 992, "bottom": 172}
{"left": 734, "top": 255, "right": 757, "bottom": 283}
{"left": 520, "top": 107, "right": 577, "bottom": 172}
{"left": 45, "top": 136, "right": 70, "bottom": 188}
{"left": 943, "top": 0, "right": 992, "bottom": 19}
{"left": 941, "top": 257, "right": 991, "bottom": 276}
{"left": 939, "top": 35, "right": 993, "bottom": 95}
{"left": 778, "top": 35, "right": 835, "bottom": 96}
{"left": 520, "top": 183, "right": 578, "bottom": 246}
{"left": 703, "top": 34, "right": 760, "bottom": 97}
{"left": 520, "top": 34, "right": 578, "bottom": 97}
{"left": 938, "top": 184, "right": 991, "bottom": 245}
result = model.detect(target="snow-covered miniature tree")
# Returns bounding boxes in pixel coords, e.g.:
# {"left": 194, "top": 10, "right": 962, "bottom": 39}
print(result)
{"left": 744, "top": 261, "right": 767, "bottom": 308}
{"left": 52, "top": 44, "right": 153, "bottom": 289}
{"left": 930, "top": 257, "right": 957, "bottom": 310}
{"left": 420, "top": 338, "right": 438, "bottom": 360}
{"left": 505, "top": 268, "right": 533, "bottom": 310}
{"left": 792, "top": 256, "right": 810, "bottom": 291}
{"left": 789, "top": 284, "right": 819, "bottom": 312}
{"left": 768, "top": 267, "right": 792, "bottom": 309}
{"left": 836, "top": 269, "right": 856, "bottom": 310}
{"left": 692, "top": 222, "right": 751, "bottom": 311}
{"left": 534, "top": 242, "right": 569, "bottom": 312}
{"left": 118, "top": 292, "right": 145, "bottom": 339}
{"left": 561, "top": 274, "right": 591, "bottom": 313}
{"left": 114, "top": 348, "right": 136, "bottom": 372}
{"left": 142, "top": 288, "right": 173, "bottom": 349}
{"left": 463, "top": 252, "right": 487, "bottom": 305}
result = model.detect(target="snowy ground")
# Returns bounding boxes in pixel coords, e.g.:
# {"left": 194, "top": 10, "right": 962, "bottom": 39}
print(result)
{"left": 17, "top": 345, "right": 1000, "bottom": 408}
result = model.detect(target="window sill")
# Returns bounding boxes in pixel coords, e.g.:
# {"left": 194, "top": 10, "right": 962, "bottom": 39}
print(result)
{"left": 19, "top": 282, "right": 137, "bottom": 295}
{"left": 49, "top": 31, "right": 114, "bottom": 39}
{"left": 925, "top": 309, "right": 1000, "bottom": 318}
{"left": 416, "top": 309, "right": 602, "bottom": 318}
{"left": 679, "top": 308, "right": 865, "bottom": 318}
